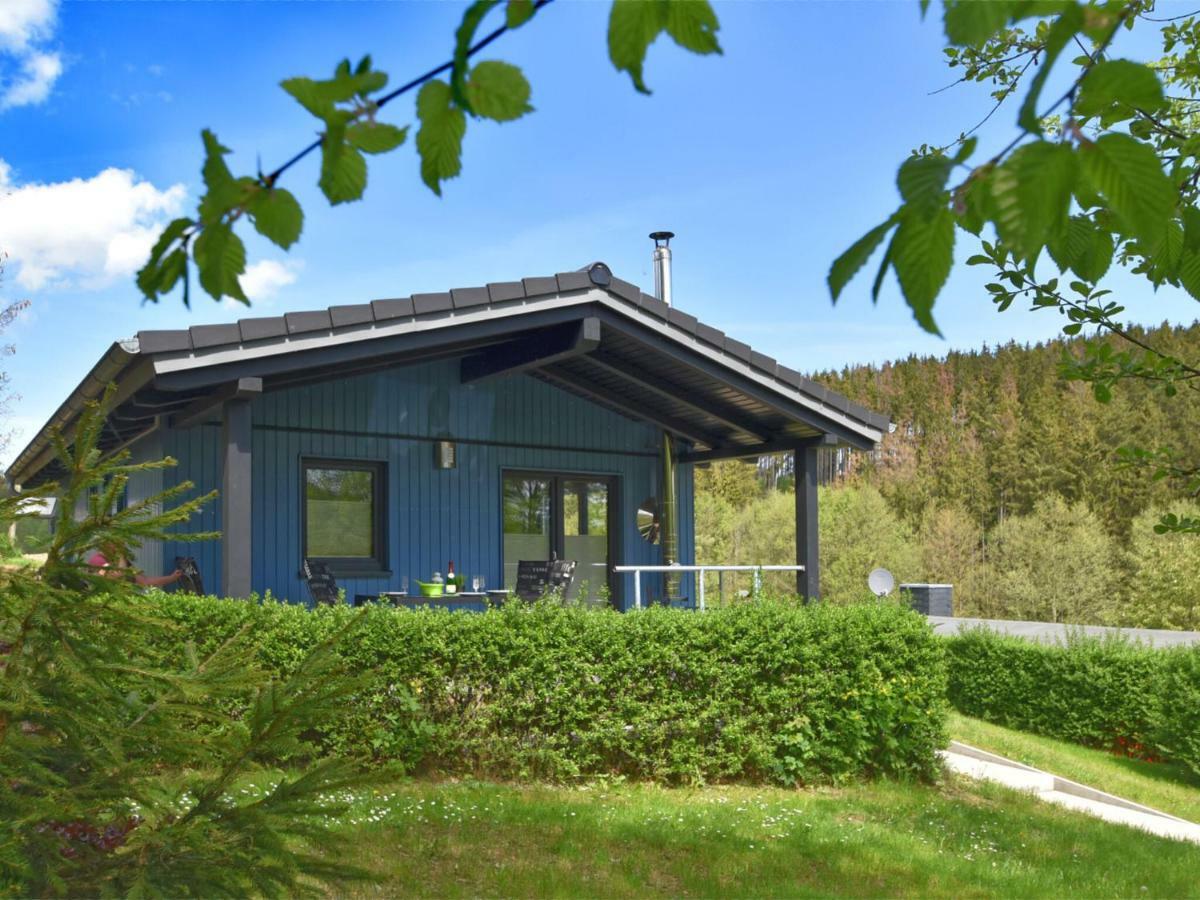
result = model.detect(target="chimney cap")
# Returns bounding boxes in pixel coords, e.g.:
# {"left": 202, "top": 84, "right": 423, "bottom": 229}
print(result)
{"left": 649, "top": 231, "right": 674, "bottom": 247}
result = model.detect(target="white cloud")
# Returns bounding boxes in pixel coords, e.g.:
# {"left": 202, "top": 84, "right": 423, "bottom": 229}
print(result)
{"left": 0, "top": 162, "right": 187, "bottom": 291}
{"left": 1, "top": 49, "right": 61, "bottom": 110}
{"left": 0, "top": 0, "right": 56, "bottom": 52}
{"left": 240, "top": 259, "right": 302, "bottom": 304}
{"left": 0, "top": 0, "right": 62, "bottom": 111}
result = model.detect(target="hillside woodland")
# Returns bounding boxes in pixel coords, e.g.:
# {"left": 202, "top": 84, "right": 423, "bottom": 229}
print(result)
{"left": 696, "top": 323, "right": 1200, "bottom": 630}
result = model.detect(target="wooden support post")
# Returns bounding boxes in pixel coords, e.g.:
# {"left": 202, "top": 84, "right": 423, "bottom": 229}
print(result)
{"left": 221, "top": 397, "right": 253, "bottom": 598}
{"left": 795, "top": 445, "right": 819, "bottom": 601}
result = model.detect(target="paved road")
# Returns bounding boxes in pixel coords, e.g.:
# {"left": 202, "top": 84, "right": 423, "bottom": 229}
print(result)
{"left": 927, "top": 615, "right": 1200, "bottom": 648}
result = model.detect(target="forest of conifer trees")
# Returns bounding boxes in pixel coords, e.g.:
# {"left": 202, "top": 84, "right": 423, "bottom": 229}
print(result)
{"left": 695, "top": 322, "right": 1200, "bottom": 630}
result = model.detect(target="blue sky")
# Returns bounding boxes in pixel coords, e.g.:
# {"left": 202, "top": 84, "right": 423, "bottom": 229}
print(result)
{"left": 0, "top": 0, "right": 1197, "bottom": 464}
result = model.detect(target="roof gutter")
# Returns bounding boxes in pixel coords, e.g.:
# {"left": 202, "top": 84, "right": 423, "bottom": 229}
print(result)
{"left": 5, "top": 339, "right": 146, "bottom": 488}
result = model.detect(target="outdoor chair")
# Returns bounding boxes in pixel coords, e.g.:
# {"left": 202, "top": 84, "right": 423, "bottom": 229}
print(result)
{"left": 302, "top": 559, "right": 340, "bottom": 606}
{"left": 514, "top": 558, "right": 577, "bottom": 602}
{"left": 173, "top": 556, "right": 204, "bottom": 595}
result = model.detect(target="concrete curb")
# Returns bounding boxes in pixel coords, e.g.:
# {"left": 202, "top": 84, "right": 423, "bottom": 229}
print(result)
{"left": 941, "top": 740, "right": 1200, "bottom": 845}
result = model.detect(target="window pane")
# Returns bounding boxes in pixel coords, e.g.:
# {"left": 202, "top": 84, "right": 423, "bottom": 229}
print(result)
{"left": 563, "top": 480, "right": 608, "bottom": 602}
{"left": 306, "top": 467, "right": 375, "bottom": 558}
{"left": 503, "top": 477, "right": 550, "bottom": 589}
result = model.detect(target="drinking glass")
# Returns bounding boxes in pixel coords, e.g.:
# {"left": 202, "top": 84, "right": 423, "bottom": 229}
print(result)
{"left": 400, "top": 576, "right": 409, "bottom": 595}
{"left": 472, "top": 575, "right": 484, "bottom": 593}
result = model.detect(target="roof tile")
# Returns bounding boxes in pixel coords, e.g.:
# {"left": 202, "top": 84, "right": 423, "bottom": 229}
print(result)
{"left": 667, "top": 308, "right": 698, "bottom": 334}
{"left": 285, "top": 310, "right": 333, "bottom": 335}
{"left": 191, "top": 323, "right": 242, "bottom": 350}
{"left": 607, "top": 277, "right": 641, "bottom": 304}
{"left": 723, "top": 337, "right": 752, "bottom": 363}
{"left": 137, "top": 330, "right": 192, "bottom": 354}
{"left": 330, "top": 304, "right": 375, "bottom": 328}
{"left": 412, "top": 292, "right": 453, "bottom": 315}
{"left": 556, "top": 270, "right": 591, "bottom": 292}
{"left": 486, "top": 281, "right": 525, "bottom": 303}
{"left": 451, "top": 286, "right": 490, "bottom": 309}
{"left": 522, "top": 276, "right": 558, "bottom": 297}
{"left": 750, "top": 351, "right": 777, "bottom": 375}
{"left": 371, "top": 297, "right": 414, "bottom": 321}
{"left": 239, "top": 317, "right": 288, "bottom": 342}
{"left": 695, "top": 322, "right": 725, "bottom": 349}
{"left": 638, "top": 292, "right": 669, "bottom": 320}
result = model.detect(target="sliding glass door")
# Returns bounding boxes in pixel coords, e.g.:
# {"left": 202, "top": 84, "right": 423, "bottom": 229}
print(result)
{"left": 502, "top": 471, "right": 617, "bottom": 605}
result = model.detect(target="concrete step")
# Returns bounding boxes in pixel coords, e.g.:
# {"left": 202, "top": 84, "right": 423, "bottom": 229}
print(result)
{"left": 940, "top": 741, "right": 1200, "bottom": 846}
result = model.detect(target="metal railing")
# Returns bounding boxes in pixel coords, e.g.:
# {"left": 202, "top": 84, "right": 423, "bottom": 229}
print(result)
{"left": 611, "top": 564, "right": 805, "bottom": 610}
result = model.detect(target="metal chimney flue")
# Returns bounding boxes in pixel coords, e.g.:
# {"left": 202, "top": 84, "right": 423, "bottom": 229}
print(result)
{"left": 650, "top": 231, "right": 674, "bottom": 307}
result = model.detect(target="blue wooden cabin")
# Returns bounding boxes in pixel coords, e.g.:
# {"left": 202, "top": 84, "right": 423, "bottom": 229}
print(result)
{"left": 7, "top": 263, "right": 885, "bottom": 610}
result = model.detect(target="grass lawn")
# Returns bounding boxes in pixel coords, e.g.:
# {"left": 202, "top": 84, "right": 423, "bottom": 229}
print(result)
{"left": 319, "top": 774, "right": 1200, "bottom": 898}
{"left": 949, "top": 711, "right": 1200, "bottom": 823}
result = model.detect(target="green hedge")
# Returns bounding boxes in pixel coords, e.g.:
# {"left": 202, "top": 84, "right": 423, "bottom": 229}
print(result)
{"left": 946, "top": 627, "right": 1200, "bottom": 773}
{"left": 146, "top": 594, "right": 947, "bottom": 785}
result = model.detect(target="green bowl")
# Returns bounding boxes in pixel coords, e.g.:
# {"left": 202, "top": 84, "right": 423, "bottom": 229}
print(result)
{"left": 414, "top": 580, "right": 444, "bottom": 598}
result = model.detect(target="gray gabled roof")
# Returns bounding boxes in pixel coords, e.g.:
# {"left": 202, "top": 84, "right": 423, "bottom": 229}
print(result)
{"left": 7, "top": 262, "right": 887, "bottom": 485}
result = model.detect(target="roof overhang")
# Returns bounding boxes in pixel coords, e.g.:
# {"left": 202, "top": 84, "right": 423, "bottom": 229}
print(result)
{"left": 7, "top": 264, "right": 887, "bottom": 486}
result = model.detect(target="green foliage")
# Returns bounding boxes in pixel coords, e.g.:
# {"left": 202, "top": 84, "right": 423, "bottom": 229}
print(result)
{"left": 147, "top": 594, "right": 948, "bottom": 786}
{"left": 945, "top": 628, "right": 1200, "bottom": 776}
{"left": 818, "top": 485, "right": 922, "bottom": 604}
{"left": 985, "top": 496, "right": 1119, "bottom": 624}
{"left": 834, "top": 2, "right": 1200, "bottom": 520}
{"left": 1120, "top": 503, "right": 1200, "bottom": 630}
{"left": 607, "top": 0, "right": 722, "bottom": 94}
{"left": 140, "top": 1, "right": 721, "bottom": 306}
{"left": 0, "top": 390, "right": 375, "bottom": 895}
{"left": 416, "top": 80, "right": 468, "bottom": 195}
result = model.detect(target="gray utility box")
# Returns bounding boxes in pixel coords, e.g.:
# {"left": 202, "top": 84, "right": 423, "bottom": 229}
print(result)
{"left": 900, "top": 583, "right": 953, "bottom": 617}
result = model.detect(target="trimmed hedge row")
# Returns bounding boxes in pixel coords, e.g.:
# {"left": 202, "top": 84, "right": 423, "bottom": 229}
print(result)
{"left": 945, "top": 627, "right": 1200, "bottom": 774}
{"left": 146, "top": 594, "right": 948, "bottom": 785}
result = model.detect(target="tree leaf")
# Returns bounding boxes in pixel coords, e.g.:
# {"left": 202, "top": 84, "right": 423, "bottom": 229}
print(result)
{"left": 198, "top": 130, "right": 248, "bottom": 224}
{"left": 318, "top": 137, "right": 367, "bottom": 206}
{"left": 943, "top": 0, "right": 1012, "bottom": 47}
{"left": 1182, "top": 207, "right": 1200, "bottom": 251}
{"left": 1047, "top": 214, "right": 1093, "bottom": 273}
{"left": 664, "top": 0, "right": 722, "bottom": 55}
{"left": 248, "top": 188, "right": 304, "bottom": 250}
{"left": 897, "top": 155, "right": 954, "bottom": 217}
{"left": 890, "top": 205, "right": 955, "bottom": 334}
{"left": 281, "top": 77, "right": 337, "bottom": 120}
{"left": 465, "top": 61, "right": 533, "bottom": 122}
{"left": 828, "top": 214, "right": 899, "bottom": 302}
{"left": 192, "top": 222, "right": 247, "bottom": 303}
{"left": 1178, "top": 248, "right": 1200, "bottom": 300}
{"left": 416, "top": 80, "right": 467, "bottom": 195}
{"left": 1075, "top": 59, "right": 1165, "bottom": 117}
{"left": 506, "top": 0, "right": 535, "bottom": 28}
{"left": 346, "top": 121, "right": 409, "bottom": 154}
{"left": 1018, "top": 3, "right": 1083, "bottom": 134}
{"left": 137, "top": 219, "right": 191, "bottom": 303}
{"left": 1079, "top": 132, "right": 1175, "bottom": 247}
{"left": 608, "top": 0, "right": 667, "bottom": 94}
{"left": 452, "top": 0, "right": 502, "bottom": 113}
{"left": 990, "top": 141, "right": 1076, "bottom": 263}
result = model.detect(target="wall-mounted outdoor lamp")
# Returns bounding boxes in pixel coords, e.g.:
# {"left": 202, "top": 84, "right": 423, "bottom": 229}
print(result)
{"left": 434, "top": 439, "right": 457, "bottom": 469}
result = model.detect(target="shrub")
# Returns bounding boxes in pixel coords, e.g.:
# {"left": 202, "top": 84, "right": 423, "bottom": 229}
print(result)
{"left": 983, "top": 496, "right": 1119, "bottom": 624}
{"left": 818, "top": 485, "right": 921, "bottom": 603}
{"left": 945, "top": 627, "right": 1200, "bottom": 775}
{"left": 1121, "top": 503, "right": 1200, "bottom": 631}
{"left": 148, "top": 594, "right": 949, "bottom": 786}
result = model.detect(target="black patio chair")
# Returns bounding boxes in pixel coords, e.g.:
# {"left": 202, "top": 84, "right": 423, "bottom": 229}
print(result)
{"left": 302, "top": 559, "right": 340, "bottom": 606}
{"left": 514, "top": 558, "right": 577, "bottom": 602}
{"left": 173, "top": 556, "right": 204, "bottom": 595}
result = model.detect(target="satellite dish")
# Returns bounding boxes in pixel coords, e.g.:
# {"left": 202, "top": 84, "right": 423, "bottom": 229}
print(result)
{"left": 868, "top": 567, "right": 895, "bottom": 597}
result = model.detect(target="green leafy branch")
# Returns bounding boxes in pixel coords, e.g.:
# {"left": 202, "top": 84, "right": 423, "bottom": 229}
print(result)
{"left": 138, "top": 0, "right": 722, "bottom": 307}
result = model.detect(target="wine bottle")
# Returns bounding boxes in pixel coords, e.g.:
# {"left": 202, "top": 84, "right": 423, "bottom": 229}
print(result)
{"left": 446, "top": 559, "right": 457, "bottom": 594}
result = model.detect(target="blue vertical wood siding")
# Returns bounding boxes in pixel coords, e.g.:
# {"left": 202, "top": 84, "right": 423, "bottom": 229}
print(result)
{"left": 156, "top": 358, "right": 695, "bottom": 609}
